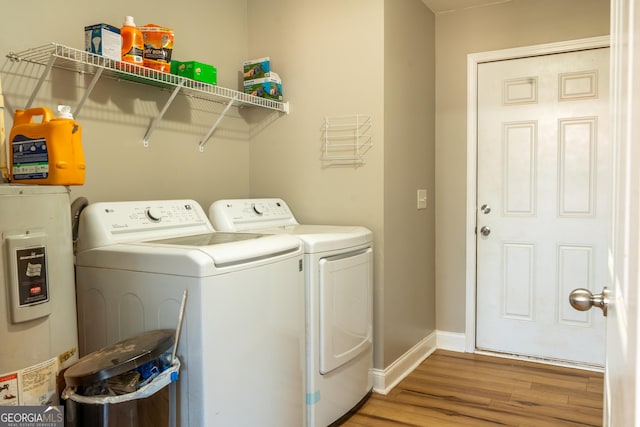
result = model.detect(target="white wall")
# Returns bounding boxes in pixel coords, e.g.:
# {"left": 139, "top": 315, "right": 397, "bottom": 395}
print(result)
{"left": 0, "top": 0, "right": 252, "bottom": 208}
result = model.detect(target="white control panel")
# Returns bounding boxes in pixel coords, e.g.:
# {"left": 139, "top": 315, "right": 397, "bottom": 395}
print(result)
{"left": 77, "top": 200, "right": 214, "bottom": 250}
{"left": 101, "top": 202, "right": 206, "bottom": 229}
{"left": 210, "top": 198, "right": 298, "bottom": 231}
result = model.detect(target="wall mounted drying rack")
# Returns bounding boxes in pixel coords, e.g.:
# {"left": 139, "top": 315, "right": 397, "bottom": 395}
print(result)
{"left": 5, "top": 43, "right": 290, "bottom": 151}
{"left": 321, "top": 114, "right": 372, "bottom": 166}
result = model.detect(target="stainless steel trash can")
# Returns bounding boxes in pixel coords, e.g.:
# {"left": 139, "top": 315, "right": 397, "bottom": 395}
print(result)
{"left": 62, "top": 330, "right": 180, "bottom": 427}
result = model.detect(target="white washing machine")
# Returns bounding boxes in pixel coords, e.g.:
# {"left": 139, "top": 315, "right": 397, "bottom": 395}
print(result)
{"left": 210, "top": 198, "right": 373, "bottom": 427}
{"left": 75, "top": 199, "right": 305, "bottom": 427}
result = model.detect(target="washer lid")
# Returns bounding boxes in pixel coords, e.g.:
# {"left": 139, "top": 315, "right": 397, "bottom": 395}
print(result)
{"left": 146, "top": 232, "right": 267, "bottom": 246}
{"left": 64, "top": 329, "right": 174, "bottom": 386}
{"left": 75, "top": 233, "right": 302, "bottom": 275}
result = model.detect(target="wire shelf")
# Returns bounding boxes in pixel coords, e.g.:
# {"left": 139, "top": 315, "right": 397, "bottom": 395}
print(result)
{"left": 6, "top": 43, "right": 290, "bottom": 149}
{"left": 7, "top": 43, "right": 289, "bottom": 112}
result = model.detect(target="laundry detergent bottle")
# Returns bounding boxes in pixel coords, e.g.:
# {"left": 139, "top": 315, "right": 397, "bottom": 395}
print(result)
{"left": 121, "top": 16, "right": 144, "bottom": 65}
{"left": 9, "top": 105, "right": 86, "bottom": 185}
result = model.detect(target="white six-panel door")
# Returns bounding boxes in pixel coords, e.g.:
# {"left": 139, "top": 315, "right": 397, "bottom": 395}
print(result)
{"left": 476, "top": 48, "right": 610, "bottom": 365}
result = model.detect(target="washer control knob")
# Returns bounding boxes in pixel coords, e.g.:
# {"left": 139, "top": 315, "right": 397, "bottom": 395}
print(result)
{"left": 252, "top": 203, "right": 264, "bottom": 215}
{"left": 146, "top": 207, "right": 163, "bottom": 222}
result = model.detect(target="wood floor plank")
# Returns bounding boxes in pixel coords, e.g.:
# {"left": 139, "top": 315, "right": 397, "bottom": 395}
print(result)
{"left": 568, "top": 393, "right": 604, "bottom": 409}
{"left": 392, "top": 389, "right": 543, "bottom": 426}
{"left": 490, "top": 399, "right": 602, "bottom": 427}
{"left": 416, "top": 353, "right": 590, "bottom": 393}
{"left": 398, "top": 376, "right": 513, "bottom": 404}
{"left": 339, "top": 350, "right": 603, "bottom": 427}
{"left": 354, "top": 396, "right": 504, "bottom": 427}
{"left": 587, "top": 376, "right": 604, "bottom": 393}
{"left": 531, "top": 381, "right": 602, "bottom": 404}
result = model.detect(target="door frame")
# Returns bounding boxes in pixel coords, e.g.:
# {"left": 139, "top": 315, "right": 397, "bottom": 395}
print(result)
{"left": 465, "top": 35, "right": 610, "bottom": 355}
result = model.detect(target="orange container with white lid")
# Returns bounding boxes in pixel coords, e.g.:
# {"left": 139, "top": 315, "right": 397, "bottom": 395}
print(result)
{"left": 121, "top": 15, "right": 144, "bottom": 65}
{"left": 9, "top": 106, "right": 86, "bottom": 185}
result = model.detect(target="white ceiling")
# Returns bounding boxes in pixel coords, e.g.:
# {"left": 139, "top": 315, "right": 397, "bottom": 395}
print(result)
{"left": 421, "top": 0, "right": 512, "bottom": 13}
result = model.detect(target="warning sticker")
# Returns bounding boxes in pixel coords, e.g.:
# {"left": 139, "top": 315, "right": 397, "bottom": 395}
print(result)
{"left": 15, "top": 247, "right": 48, "bottom": 307}
{"left": 0, "top": 373, "right": 18, "bottom": 406}
{"left": 19, "top": 358, "right": 59, "bottom": 406}
{"left": 0, "top": 357, "right": 61, "bottom": 407}
{"left": 58, "top": 346, "right": 78, "bottom": 368}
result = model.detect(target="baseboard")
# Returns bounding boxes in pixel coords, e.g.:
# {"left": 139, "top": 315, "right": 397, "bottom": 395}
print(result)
{"left": 436, "top": 330, "right": 466, "bottom": 352}
{"left": 371, "top": 330, "right": 467, "bottom": 395}
{"left": 371, "top": 331, "right": 437, "bottom": 395}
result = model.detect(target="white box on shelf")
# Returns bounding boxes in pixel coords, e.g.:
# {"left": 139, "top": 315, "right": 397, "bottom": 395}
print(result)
{"left": 84, "top": 23, "right": 121, "bottom": 61}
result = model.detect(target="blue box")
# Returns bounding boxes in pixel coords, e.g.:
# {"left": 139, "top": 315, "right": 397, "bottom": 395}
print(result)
{"left": 85, "top": 23, "right": 121, "bottom": 61}
{"left": 243, "top": 56, "right": 271, "bottom": 80}
{"left": 244, "top": 71, "right": 282, "bottom": 101}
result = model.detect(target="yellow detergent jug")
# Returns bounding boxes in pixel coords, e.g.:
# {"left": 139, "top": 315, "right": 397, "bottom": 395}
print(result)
{"left": 10, "top": 106, "right": 86, "bottom": 185}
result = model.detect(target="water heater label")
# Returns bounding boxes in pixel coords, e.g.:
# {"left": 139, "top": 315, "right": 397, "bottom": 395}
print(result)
{"left": 15, "top": 246, "right": 49, "bottom": 307}
{"left": 6, "top": 233, "right": 52, "bottom": 323}
{"left": 0, "top": 356, "right": 61, "bottom": 407}
{"left": 11, "top": 135, "right": 50, "bottom": 180}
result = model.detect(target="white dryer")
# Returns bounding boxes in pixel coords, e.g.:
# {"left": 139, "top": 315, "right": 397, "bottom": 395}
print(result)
{"left": 75, "top": 199, "right": 305, "bottom": 427}
{"left": 210, "top": 198, "right": 373, "bottom": 427}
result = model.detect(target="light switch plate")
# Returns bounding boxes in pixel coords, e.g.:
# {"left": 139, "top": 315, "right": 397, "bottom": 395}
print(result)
{"left": 417, "top": 189, "right": 427, "bottom": 209}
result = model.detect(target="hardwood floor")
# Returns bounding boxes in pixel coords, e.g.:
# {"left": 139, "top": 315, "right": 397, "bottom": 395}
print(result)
{"left": 340, "top": 350, "right": 603, "bottom": 427}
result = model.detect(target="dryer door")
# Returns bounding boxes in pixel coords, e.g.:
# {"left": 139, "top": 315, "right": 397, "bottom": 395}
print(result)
{"left": 319, "top": 248, "right": 373, "bottom": 374}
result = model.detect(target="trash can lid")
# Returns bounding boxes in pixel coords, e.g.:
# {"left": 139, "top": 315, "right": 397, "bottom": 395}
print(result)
{"left": 64, "top": 329, "right": 175, "bottom": 387}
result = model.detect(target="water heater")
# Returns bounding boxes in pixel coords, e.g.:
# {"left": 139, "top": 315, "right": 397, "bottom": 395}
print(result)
{"left": 0, "top": 185, "right": 79, "bottom": 406}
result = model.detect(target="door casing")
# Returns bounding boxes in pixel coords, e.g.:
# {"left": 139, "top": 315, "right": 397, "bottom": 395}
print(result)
{"left": 465, "top": 35, "right": 610, "bottom": 362}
